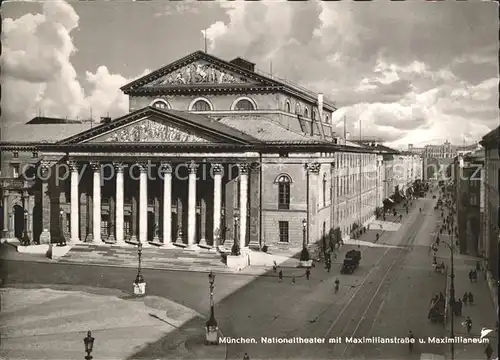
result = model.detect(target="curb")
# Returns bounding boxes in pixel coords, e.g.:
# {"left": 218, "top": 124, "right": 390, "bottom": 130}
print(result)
{"left": 444, "top": 265, "right": 449, "bottom": 324}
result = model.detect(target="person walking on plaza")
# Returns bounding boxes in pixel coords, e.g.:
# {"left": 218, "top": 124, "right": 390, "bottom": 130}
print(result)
{"left": 306, "top": 267, "right": 311, "bottom": 280}
{"left": 335, "top": 278, "right": 340, "bottom": 293}
{"left": 465, "top": 317, "right": 472, "bottom": 333}
{"left": 457, "top": 299, "right": 463, "bottom": 316}
{"left": 484, "top": 343, "right": 493, "bottom": 360}
{"left": 278, "top": 270, "right": 283, "bottom": 282}
{"left": 292, "top": 275, "right": 296, "bottom": 284}
{"left": 326, "top": 261, "right": 331, "bottom": 273}
{"left": 408, "top": 330, "right": 415, "bottom": 352}
{"left": 243, "top": 352, "right": 250, "bottom": 360}
{"left": 273, "top": 261, "right": 277, "bottom": 272}
{"left": 467, "top": 292, "right": 474, "bottom": 305}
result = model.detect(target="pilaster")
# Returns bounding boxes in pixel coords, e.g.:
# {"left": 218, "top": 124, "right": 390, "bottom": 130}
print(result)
{"left": 249, "top": 163, "right": 261, "bottom": 247}
{"left": 39, "top": 161, "right": 52, "bottom": 244}
{"left": 306, "top": 162, "right": 321, "bottom": 245}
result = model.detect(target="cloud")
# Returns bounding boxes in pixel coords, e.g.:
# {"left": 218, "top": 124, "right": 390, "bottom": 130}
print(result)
{"left": 1, "top": 0, "right": 146, "bottom": 127}
{"left": 154, "top": 2, "right": 201, "bottom": 17}
{"left": 206, "top": 2, "right": 498, "bottom": 147}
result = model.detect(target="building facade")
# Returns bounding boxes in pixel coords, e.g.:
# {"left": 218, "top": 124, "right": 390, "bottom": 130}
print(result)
{"left": 1, "top": 51, "right": 405, "bottom": 254}
{"left": 479, "top": 126, "right": 499, "bottom": 281}
{"left": 453, "top": 150, "right": 484, "bottom": 255}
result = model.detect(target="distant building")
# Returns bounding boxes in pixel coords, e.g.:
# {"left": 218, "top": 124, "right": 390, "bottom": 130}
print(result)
{"left": 422, "top": 140, "right": 478, "bottom": 180}
{"left": 407, "top": 144, "right": 425, "bottom": 156}
{"left": 479, "top": 126, "right": 499, "bottom": 282}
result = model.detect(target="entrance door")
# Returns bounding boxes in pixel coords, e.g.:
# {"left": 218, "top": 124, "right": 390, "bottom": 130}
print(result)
{"left": 13, "top": 205, "right": 24, "bottom": 239}
{"left": 147, "top": 211, "right": 155, "bottom": 241}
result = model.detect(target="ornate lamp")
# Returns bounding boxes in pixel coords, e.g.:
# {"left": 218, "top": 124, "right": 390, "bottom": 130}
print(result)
{"left": 22, "top": 210, "right": 30, "bottom": 246}
{"left": 205, "top": 270, "right": 219, "bottom": 345}
{"left": 232, "top": 213, "right": 240, "bottom": 255}
{"left": 83, "top": 330, "right": 95, "bottom": 360}
{"left": 59, "top": 209, "right": 66, "bottom": 246}
{"left": 133, "top": 242, "right": 146, "bottom": 296}
{"left": 302, "top": 219, "right": 307, "bottom": 248}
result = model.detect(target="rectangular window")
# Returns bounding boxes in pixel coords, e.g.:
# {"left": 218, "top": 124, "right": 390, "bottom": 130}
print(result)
{"left": 278, "top": 221, "right": 289, "bottom": 243}
{"left": 124, "top": 216, "right": 131, "bottom": 236}
{"left": 101, "top": 216, "right": 109, "bottom": 237}
{"left": 13, "top": 151, "right": 19, "bottom": 158}
{"left": 470, "top": 194, "right": 478, "bottom": 206}
{"left": 32, "top": 151, "right": 38, "bottom": 158}
{"left": 11, "top": 163, "right": 19, "bottom": 178}
{"left": 278, "top": 183, "right": 290, "bottom": 210}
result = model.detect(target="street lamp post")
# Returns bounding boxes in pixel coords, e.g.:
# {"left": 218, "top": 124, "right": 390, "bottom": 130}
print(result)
{"left": 83, "top": 330, "right": 95, "bottom": 360}
{"left": 302, "top": 219, "right": 307, "bottom": 248}
{"left": 59, "top": 209, "right": 66, "bottom": 246}
{"left": 205, "top": 270, "right": 219, "bottom": 345}
{"left": 437, "top": 238, "right": 455, "bottom": 360}
{"left": 232, "top": 213, "right": 240, "bottom": 255}
{"left": 22, "top": 209, "right": 30, "bottom": 245}
{"left": 133, "top": 242, "right": 146, "bottom": 296}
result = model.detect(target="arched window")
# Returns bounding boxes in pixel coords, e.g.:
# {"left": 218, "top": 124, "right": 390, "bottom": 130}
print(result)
{"left": 234, "top": 99, "right": 255, "bottom": 111}
{"left": 325, "top": 114, "right": 329, "bottom": 124}
{"left": 304, "top": 108, "right": 309, "bottom": 118}
{"left": 191, "top": 99, "right": 211, "bottom": 111}
{"left": 295, "top": 103, "right": 301, "bottom": 115}
{"left": 323, "top": 173, "right": 327, "bottom": 207}
{"left": 276, "top": 174, "right": 291, "bottom": 210}
{"left": 151, "top": 99, "right": 170, "bottom": 109}
{"left": 285, "top": 101, "right": 291, "bottom": 113}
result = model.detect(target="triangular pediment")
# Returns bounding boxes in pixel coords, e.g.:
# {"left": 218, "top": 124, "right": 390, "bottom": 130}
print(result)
{"left": 143, "top": 59, "right": 259, "bottom": 87}
{"left": 121, "top": 51, "right": 279, "bottom": 92}
{"left": 87, "top": 117, "right": 211, "bottom": 143}
{"left": 58, "top": 107, "right": 259, "bottom": 145}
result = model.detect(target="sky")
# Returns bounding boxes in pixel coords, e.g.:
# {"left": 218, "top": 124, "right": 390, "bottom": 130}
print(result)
{"left": 1, "top": 0, "right": 498, "bottom": 149}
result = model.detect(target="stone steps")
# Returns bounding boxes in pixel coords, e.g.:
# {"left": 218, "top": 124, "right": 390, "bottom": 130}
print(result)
{"left": 58, "top": 243, "right": 227, "bottom": 270}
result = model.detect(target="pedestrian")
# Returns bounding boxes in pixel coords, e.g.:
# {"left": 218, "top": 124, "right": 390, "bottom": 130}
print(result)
{"left": 467, "top": 292, "right": 474, "bottom": 305}
{"left": 469, "top": 270, "right": 473, "bottom": 283}
{"left": 273, "top": 261, "right": 277, "bottom": 272}
{"left": 465, "top": 316, "right": 472, "bottom": 333}
{"left": 326, "top": 261, "right": 331, "bottom": 273}
{"left": 306, "top": 267, "right": 311, "bottom": 280}
{"left": 292, "top": 275, "right": 296, "bottom": 284}
{"left": 408, "top": 330, "right": 415, "bottom": 352}
{"left": 458, "top": 299, "right": 463, "bottom": 316}
{"left": 278, "top": 270, "right": 283, "bottom": 282}
{"left": 485, "top": 343, "right": 493, "bottom": 360}
{"left": 243, "top": 353, "right": 250, "bottom": 360}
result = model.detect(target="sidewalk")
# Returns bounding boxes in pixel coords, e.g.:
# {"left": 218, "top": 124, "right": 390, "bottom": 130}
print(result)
{"left": 435, "top": 244, "right": 498, "bottom": 360}
{"left": 0, "top": 285, "right": 227, "bottom": 360}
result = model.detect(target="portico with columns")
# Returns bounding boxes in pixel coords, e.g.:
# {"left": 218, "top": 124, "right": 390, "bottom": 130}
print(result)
{"left": 56, "top": 156, "right": 258, "bottom": 250}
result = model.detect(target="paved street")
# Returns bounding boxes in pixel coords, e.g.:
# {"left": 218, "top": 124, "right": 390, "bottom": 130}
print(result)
{"left": 1, "top": 192, "right": 496, "bottom": 360}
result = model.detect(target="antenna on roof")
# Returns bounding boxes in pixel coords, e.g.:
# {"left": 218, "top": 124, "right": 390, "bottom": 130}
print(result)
{"left": 203, "top": 29, "right": 207, "bottom": 53}
{"left": 270, "top": 61, "right": 273, "bottom": 77}
{"left": 343, "top": 115, "right": 347, "bottom": 144}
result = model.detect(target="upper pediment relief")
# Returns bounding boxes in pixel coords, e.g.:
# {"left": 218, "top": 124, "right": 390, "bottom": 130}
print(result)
{"left": 144, "top": 60, "right": 258, "bottom": 87}
{"left": 88, "top": 118, "right": 210, "bottom": 143}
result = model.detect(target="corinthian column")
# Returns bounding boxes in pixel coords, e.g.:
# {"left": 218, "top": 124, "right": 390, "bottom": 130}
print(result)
{"left": 187, "top": 161, "right": 199, "bottom": 250}
{"left": 68, "top": 160, "right": 80, "bottom": 243}
{"left": 160, "top": 162, "right": 174, "bottom": 248}
{"left": 114, "top": 162, "right": 125, "bottom": 245}
{"left": 91, "top": 161, "right": 103, "bottom": 244}
{"left": 138, "top": 162, "right": 149, "bottom": 245}
{"left": 238, "top": 163, "right": 249, "bottom": 250}
{"left": 212, "top": 164, "right": 223, "bottom": 248}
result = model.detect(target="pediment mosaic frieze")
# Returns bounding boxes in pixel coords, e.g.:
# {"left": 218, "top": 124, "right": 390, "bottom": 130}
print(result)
{"left": 93, "top": 119, "right": 209, "bottom": 143}
{"left": 146, "top": 61, "right": 252, "bottom": 86}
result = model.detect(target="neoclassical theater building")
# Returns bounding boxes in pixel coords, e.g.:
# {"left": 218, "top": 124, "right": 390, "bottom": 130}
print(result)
{"left": 0, "top": 51, "right": 411, "bottom": 253}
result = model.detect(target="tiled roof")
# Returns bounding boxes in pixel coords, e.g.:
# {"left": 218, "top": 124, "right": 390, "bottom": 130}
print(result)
{"left": 162, "top": 109, "right": 260, "bottom": 143}
{"left": 1, "top": 123, "right": 92, "bottom": 143}
{"left": 216, "top": 115, "right": 326, "bottom": 143}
